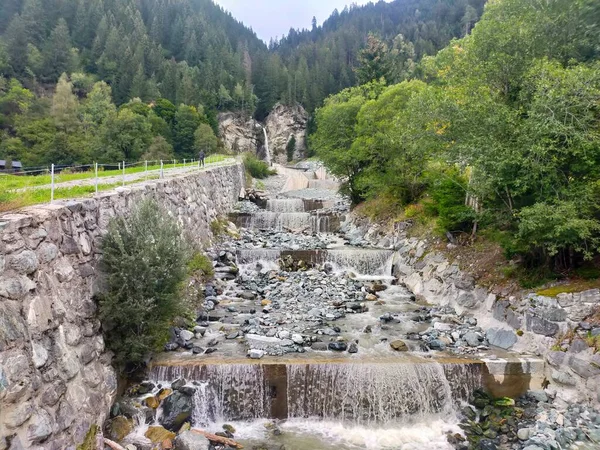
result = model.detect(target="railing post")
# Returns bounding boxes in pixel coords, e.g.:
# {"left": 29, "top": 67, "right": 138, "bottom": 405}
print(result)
{"left": 145, "top": 160, "right": 148, "bottom": 181}
{"left": 50, "top": 164, "right": 55, "bottom": 204}
{"left": 160, "top": 160, "right": 164, "bottom": 179}
{"left": 95, "top": 162, "right": 98, "bottom": 195}
{"left": 122, "top": 161, "right": 125, "bottom": 186}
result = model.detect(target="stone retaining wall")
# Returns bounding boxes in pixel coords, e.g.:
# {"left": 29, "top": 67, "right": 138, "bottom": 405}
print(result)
{"left": 0, "top": 163, "right": 245, "bottom": 449}
{"left": 342, "top": 215, "right": 600, "bottom": 405}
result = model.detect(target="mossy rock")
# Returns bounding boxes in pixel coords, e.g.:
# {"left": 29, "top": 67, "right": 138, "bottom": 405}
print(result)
{"left": 107, "top": 416, "right": 134, "bottom": 442}
{"left": 145, "top": 395, "right": 161, "bottom": 409}
{"left": 145, "top": 425, "right": 176, "bottom": 443}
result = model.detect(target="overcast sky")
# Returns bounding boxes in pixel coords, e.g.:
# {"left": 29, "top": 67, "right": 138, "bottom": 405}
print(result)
{"left": 213, "top": 0, "right": 379, "bottom": 42}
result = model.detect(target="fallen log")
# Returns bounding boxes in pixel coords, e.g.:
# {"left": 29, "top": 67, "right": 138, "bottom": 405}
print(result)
{"left": 190, "top": 429, "right": 244, "bottom": 449}
{"left": 103, "top": 439, "right": 126, "bottom": 450}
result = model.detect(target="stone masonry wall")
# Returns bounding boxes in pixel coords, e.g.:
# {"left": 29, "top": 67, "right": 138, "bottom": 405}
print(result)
{"left": 342, "top": 214, "right": 600, "bottom": 405}
{"left": 0, "top": 163, "right": 245, "bottom": 449}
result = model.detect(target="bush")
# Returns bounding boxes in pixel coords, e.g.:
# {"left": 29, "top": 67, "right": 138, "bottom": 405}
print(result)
{"left": 99, "top": 199, "right": 189, "bottom": 370}
{"left": 187, "top": 252, "right": 214, "bottom": 277}
{"left": 286, "top": 135, "right": 296, "bottom": 162}
{"left": 244, "top": 153, "right": 275, "bottom": 179}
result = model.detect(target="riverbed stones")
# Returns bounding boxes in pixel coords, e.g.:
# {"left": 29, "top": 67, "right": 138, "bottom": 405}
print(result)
{"left": 145, "top": 426, "right": 176, "bottom": 444}
{"left": 390, "top": 340, "right": 408, "bottom": 352}
{"left": 174, "top": 431, "right": 210, "bottom": 450}
{"left": 328, "top": 342, "right": 347, "bottom": 351}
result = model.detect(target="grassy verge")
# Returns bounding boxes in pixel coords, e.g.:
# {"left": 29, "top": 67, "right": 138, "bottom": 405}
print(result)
{"left": 0, "top": 155, "right": 229, "bottom": 190}
{"left": 0, "top": 177, "right": 163, "bottom": 213}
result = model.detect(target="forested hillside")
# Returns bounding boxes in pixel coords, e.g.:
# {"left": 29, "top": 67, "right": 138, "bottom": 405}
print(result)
{"left": 0, "top": 0, "right": 482, "bottom": 167}
{"left": 312, "top": 0, "right": 600, "bottom": 276}
{"left": 273, "top": 0, "right": 485, "bottom": 111}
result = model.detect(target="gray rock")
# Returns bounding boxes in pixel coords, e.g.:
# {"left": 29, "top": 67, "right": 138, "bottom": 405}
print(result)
{"left": 0, "top": 276, "right": 35, "bottom": 299}
{"left": 486, "top": 328, "right": 517, "bottom": 350}
{"left": 568, "top": 339, "right": 589, "bottom": 353}
{"left": 291, "top": 333, "right": 304, "bottom": 345}
{"left": 328, "top": 342, "right": 347, "bottom": 351}
{"left": 160, "top": 391, "right": 193, "bottom": 431}
{"left": 27, "top": 410, "right": 53, "bottom": 444}
{"left": 347, "top": 342, "right": 358, "bottom": 353}
{"left": 31, "top": 341, "right": 49, "bottom": 368}
{"left": 179, "top": 330, "right": 194, "bottom": 341}
{"left": 528, "top": 390, "right": 548, "bottom": 402}
{"left": 9, "top": 250, "right": 38, "bottom": 274}
{"left": 311, "top": 342, "right": 329, "bottom": 351}
{"left": 249, "top": 349, "right": 265, "bottom": 359}
{"left": 551, "top": 370, "right": 577, "bottom": 386}
{"left": 463, "top": 332, "right": 481, "bottom": 347}
{"left": 171, "top": 378, "right": 186, "bottom": 391}
{"left": 517, "top": 428, "right": 530, "bottom": 441}
{"left": 526, "top": 313, "right": 559, "bottom": 337}
{"left": 37, "top": 243, "right": 58, "bottom": 263}
{"left": 174, "top": 431, "right": 210, "bottom": 450}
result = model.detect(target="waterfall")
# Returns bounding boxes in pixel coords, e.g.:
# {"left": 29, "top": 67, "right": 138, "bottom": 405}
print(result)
{"left": 325, "top": 249, "right": 394, "bottom": 276}
{"left": 266, "top": 198, "right": 306, "bottom": 213}
{"left": 149, "top": 362, "right": 482, "bottom": 426}
{"left": 150, "top": 364, "right": 269, "bottom": 427}
{"left": 287, "top": 363, "right": 476, "bottom": 424}
{"left": 263, "top": 127, "right": 271, "bottom": 165}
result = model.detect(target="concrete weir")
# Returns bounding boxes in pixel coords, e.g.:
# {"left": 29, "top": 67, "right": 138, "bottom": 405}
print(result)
{"left": 149, "top": 355, "right": 544, "bottom": 424}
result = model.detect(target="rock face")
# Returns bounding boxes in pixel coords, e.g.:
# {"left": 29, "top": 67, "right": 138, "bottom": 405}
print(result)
{"left": 218, "top": 112, "right": 262, "bottom": 154}
{"left": 265, "top": 103, "right": 308, "bottom": 164}
{"left": 0, "top": 163, "right": 245, "bottom": 448}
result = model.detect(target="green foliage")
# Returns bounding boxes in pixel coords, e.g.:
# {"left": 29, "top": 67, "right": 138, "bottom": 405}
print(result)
{"left": 243, "top": 153, "right": 275, "bottom": 179}
{"left": 286, "top": 135, "right": 296, "bottom": 162}
{"left": 99, "top": 199, "right": 189, "bottom": 369}
{"left": 187, "top": 252, "right": 214, "bottom": 277}
{"left": 76, "top": 425, "right": 99, "bottom": 450}
{"left": 210, "top": 217, "right": 230, "bottom": 238}
{"left": 314, "top": 0, "right": 600, "bottom": 275}
{"left": 194, "top": 123, "right": 218, "bottom": 155}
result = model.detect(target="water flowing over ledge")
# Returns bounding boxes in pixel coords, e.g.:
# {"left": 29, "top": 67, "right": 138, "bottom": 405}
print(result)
{"left": 149, "top": 360, "right": 482, "bottom": 426}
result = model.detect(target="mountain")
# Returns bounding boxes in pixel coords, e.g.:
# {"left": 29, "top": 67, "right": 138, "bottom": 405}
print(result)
{"left": 0, "top": 0, "right": 486, "bottom": 167}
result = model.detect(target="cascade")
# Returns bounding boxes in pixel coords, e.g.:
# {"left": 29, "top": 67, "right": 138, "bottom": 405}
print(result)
{"left": 151, "top": 364, "right": 269, "bottom": 426}
{"left": 263, "top": 127, "right": 271, "bottom": 165}
{"left": 235, "top": 248, "right": 394, "bottom": 275}
{"left": 325, "top": 249, "right": 394, "bottom": 276}
{"left": 266, "top": 198, "right": 306, "bottom": 213}
{"left": 150, "top": 362, "right": 482, "bottom": 426}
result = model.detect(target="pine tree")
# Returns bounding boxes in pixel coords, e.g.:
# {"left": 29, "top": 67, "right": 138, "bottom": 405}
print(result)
{"left": 129, "top": 64, "right": 147, "bottom": 100}
{"left": 43, "top": 19, "right": 73, "bottom": 82}
{"left": 5, "top": 16, "right": 29, "bottom": 78}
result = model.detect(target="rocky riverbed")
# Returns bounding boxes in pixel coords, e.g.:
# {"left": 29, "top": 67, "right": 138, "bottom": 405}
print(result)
{"left": 104, "top": 165, "right": 600, "bottom": 450}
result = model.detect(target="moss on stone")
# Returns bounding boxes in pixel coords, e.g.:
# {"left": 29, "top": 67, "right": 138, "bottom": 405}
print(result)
{"left": 76, "top": 424, "right": 98, "bottom": 450}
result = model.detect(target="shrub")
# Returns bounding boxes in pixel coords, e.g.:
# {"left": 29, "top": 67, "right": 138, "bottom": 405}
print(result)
{"left": 244, "top": 153, "right": 275, "bottom": 179}
{"left": 187, "top": 252, "right": 214, "bottom": 277}
{"left": 286, "top": 135, "right": 296, "bottom": 162}
{"left": 99, "top": 199, "right": 189, "bottom": 370}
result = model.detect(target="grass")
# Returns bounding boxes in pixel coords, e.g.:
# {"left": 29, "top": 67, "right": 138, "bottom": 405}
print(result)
{"left": 0, "top": 154, "right": 229, "bottom": 190}
{"left": 0, "top": 180, "right": 152, "bottom": 213}
{"left": 0, "top": 155, "right": 231, "bottom": 212}
{"left": 187, "top": 252, "right": 215, "bottom": 277}
{"left": 536, "top": 279, "right": 600, "bottom": 297}
{"left": 243, "top": 153, "right": 276, "bottom": 179}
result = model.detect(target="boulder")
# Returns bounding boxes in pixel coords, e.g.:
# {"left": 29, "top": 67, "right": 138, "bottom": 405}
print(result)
{"left": 486, "top": 328, "right": 517, "bottom": 350}
{"left": 526, "top": 313, "right": 559, "bottom": 337}
{"left": 174, "top": 431, "right": 210, "bottom": 450}
{"left": 328, "top": 342, "right": 347, "bottom": 351}
{"left": 145, "top": 426, "right": 176, "bottom": 444}
{"left": 390, "top": 340, "right": 408, "bottom": 352}
{"left": 107, "top": 416, "right": 134, "bottom": 442}
{"left": 160, "top": 392, "right": 193, "bottom": 431}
